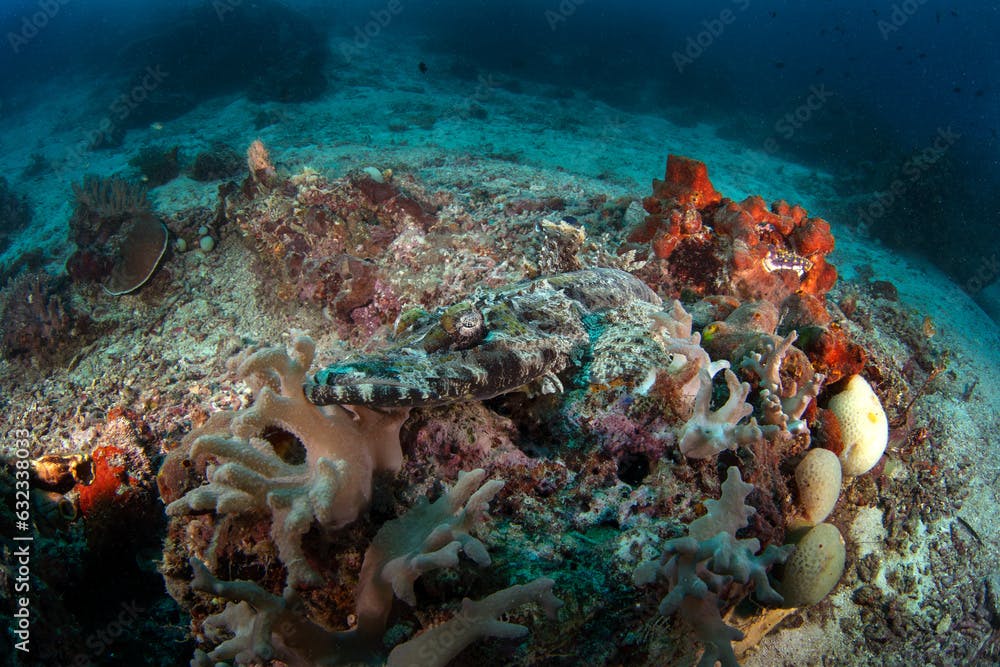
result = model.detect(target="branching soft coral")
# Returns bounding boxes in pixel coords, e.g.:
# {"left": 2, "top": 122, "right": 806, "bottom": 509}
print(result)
{"left": 354, "top": 469, "right": 504, "bottom": 641}
{"left": 386, "top": 577, "right": 562, "bottom": 667}
{"left": 635, "top": 467, "right": 793, "bottom": 667}
{"left": 740, "top": 331, "right": 825, "bottom": 438}
{"left": 188, "top": 470, "right": 560, "bottom": 666}
{"left": 164, "top": 335, "right": 410, "bottom": 587}
{"left": 678, "top": 365, "right": 763, "bottom": 459}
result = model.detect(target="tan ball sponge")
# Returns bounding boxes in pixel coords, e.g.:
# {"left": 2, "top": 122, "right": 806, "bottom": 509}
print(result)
{"left": 828, "top": 375, "right": 888, "bottom": 476}
{"left": 779, "top": 522, "right": 846, "bottom": 607}
{"left": 795, "top": 448, "right": 842, "bottom": 525}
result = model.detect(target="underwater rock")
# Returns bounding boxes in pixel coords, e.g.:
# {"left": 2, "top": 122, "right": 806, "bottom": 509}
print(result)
{"left": 129, "top": 145, "right": 181, "bottom": 187}
{"left": 192, "top": 143, "right": 244, "bottom": 182}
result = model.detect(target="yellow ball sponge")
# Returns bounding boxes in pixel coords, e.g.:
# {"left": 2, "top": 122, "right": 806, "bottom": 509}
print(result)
{"left": 828, "top": 375, "right": 888, "bottom": 477}
{"left": 779, "top": 522, "right": 846, "bottom": 607}
{"left": 795, "top": 448, "right": 842, "bottom": 525}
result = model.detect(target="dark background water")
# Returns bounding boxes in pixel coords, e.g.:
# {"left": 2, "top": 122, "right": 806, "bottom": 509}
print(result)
{"left": 1, "top": 0, "right": 997, "bottom": 295}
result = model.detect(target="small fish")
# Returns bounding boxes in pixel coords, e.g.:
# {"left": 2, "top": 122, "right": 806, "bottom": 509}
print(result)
{"left": 418, "top": 61, "right": 428, "bottom": 74}
{"left": 150, "top": 122, "right": 164, "bottom": 131}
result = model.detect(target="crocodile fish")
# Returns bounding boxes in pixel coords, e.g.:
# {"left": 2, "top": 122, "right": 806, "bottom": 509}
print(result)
{"left": 305, "top": 268, "right": 661, "bottom": 407}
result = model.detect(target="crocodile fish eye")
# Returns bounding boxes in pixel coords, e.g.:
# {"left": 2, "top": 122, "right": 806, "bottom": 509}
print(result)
{"left": 419, "top": 302, "right": 487, "bottom": 353}
{"left": 439, "top": 303, "right": 486, "bottom": 348}
{"left": 452, "top": 308, "right": 484, "bottom": 338}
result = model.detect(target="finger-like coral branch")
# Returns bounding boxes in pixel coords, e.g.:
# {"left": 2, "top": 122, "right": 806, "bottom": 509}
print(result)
{"left": 741, "top": 331, "right": 825, "bottom": 436}
{"left": 679, "top": 367, "right": 762, "bottom": 459}
{"left": 165, "top": 335, "right": 409, "bottom": 587}
{"left": 635, "top": 468, "right": 794, "bottom": 667}
{"left": 386, "top": 578, "right": 562, "bottom": 667}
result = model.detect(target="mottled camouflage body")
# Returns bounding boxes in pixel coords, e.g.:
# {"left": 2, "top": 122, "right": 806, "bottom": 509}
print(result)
{"left": 305, "top": 268, "right": 661, "bottom": 407}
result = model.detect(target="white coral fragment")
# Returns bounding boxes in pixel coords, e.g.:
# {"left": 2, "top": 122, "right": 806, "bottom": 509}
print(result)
{"left": 679, "top": 365, "right": 762, "bottom": 459}
{"left": 740, "top": 331, "right": 825, "bottom": 437}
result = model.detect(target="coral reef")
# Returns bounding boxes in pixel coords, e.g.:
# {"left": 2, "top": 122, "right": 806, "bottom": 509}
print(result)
{"left": 158, "top": 257, "right": 839, "bottom": 665}
{"left": 4, "top": 141, "right": 958, "bottom": 665}
{"left": 635, "top": 467, "right": 794, "bottom": 667}
{"left": 129, "top": 145, "right": 181, "bottom": 187}
{"left": 184, "top": 469, "right": 559, "bottom": 666}
{"left": 226, "top": 143, "right": 449, "bottom": 338}
{"left": 0, "top": 271, "right": 90, "bottom": 364}
{"left": 161, "top": 336, "right": 410, "bottom": 588}
{"left": 192, "top": 143, "right": 245, "bottom": 182}
{"left": 66, "top": 174, "right": 169, "bottom": 290}
{"left": 623, "top": 154, "right": 838, "bottom": 306}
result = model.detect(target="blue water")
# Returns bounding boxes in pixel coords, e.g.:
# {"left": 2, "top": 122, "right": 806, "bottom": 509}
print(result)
{"left": 0, "top": 0, "right": 997, "bottom": 290}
